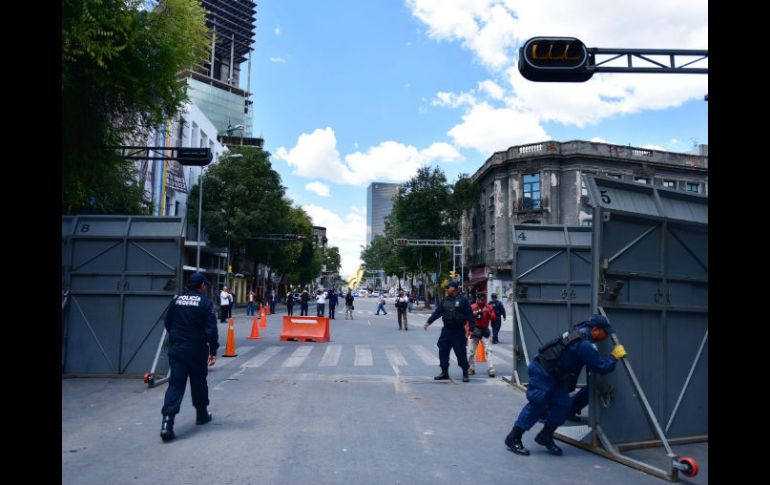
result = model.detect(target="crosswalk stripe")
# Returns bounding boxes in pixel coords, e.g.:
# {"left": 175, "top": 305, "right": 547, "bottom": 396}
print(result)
{"left": 493, "top": 345, "right": 514, "bottom": 358}
{"left": 319, "top": 345, "right": 342, "bottom": 366}
{"left": 410, "top": 345, "right": 438, "bottom": 365}
{"left": 354, "top": 345, "right": 373, "bottom": 366}
{"left": 385, "top": 347, "right": 408, "bottom": 367}
{"left": 242, "top": 346, "right": 283, "bottom": 368}
{"left": 282, "top": 345, "right": 314, "bottom": 367}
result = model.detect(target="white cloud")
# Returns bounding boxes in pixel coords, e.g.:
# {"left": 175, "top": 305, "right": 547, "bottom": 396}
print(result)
{"left": 274, "top": 127, "right": 463, "bottom": 186}
{"left": 274, "top": 26, "right": 281, "bottom": 35}
{"left": 269, "top": 57, "right": 287, "bottom": 64}
{"left": 447, "top": 102, "right": 549, "bottom": 155}
{"left": 404, "top": 83, "right": 412, "bottom": 89}
{"left": 305, "top": 181, "right": 331, "bottom": 197}
{"left": 303, "top": 205, "right": 367, "bottom": 278}
{"left": 590, "top": 137, "right": 609, "bottom": 144}
{"left": 409, "top": 0, "right": 708, "bottom": 150}
{"left": 642, "top": 144, "right": 666, "bottom": 151}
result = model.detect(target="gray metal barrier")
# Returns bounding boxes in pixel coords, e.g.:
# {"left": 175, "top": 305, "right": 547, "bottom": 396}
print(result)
{"left": 62, "top": 215, "right": 184, "bottom": 377}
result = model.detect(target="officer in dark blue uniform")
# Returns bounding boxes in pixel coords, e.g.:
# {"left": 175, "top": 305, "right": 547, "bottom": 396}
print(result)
{"left": 160, "top": 272, "right": 220, "bottom": 442}
{"left": 505, "top": 314, "right": 627, "bottom": 455}
{"left": 423, "top": 280, "right": 475, "bottom": 382}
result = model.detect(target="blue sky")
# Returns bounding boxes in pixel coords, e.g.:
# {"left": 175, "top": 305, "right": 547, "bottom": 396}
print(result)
{"left": 242, "top": 0, "right": 708, "bottom": 277}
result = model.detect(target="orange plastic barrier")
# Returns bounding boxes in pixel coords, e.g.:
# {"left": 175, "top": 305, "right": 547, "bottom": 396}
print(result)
{"left": 279, "top": 316, "right": 330, "bottom": 342}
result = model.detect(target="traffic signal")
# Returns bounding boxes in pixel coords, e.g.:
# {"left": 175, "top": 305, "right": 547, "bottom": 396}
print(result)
{"left": 518, "top": 37, "right": 594, "bottom": 83}
{"left": 177, "top": 147, "right": 213, "bottom": 166}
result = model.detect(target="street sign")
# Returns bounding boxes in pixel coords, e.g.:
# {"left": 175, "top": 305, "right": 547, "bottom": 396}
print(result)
{"left": 518, "top": 36, "right": 593, "bottom": 82}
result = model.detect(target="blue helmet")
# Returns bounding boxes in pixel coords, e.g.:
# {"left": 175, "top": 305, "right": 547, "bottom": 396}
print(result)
{"left": 587, "top": 314, "right": 615, "bottom": 333}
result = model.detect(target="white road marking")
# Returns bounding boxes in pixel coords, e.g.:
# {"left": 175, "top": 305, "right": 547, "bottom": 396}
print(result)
{"left": 242, "top": 346, "right": 283, "bottom": 368}
{"left": 319, "top": 345, "right": 342, "bottom": 367}
{"left": 282, "top": 345, "right": 314, "bottom": 367}
{"left": 410, "top": 345, "right": 439, "bottom": 366}
{"left": 385, "top": 347, "right": 408, "bottom": 367}
{"left": 354, "top": 345, "right": 373, "bottom": 366}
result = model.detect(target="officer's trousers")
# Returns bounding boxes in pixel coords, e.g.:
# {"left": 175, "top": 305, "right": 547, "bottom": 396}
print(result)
{"left": 436, "top": 327, "right": 469, "bottom": 371}
{"left": 397, "top": 309, "right": 408, "bottom": 329}
{"left": 287, "top": 304, "right": 294, "bottom": 316}
{"left": 491, "top": 319, "right": 501, "bottom": 339}
{"left": 513, "top": 360, "right": 571, "bottom": 430}
{"left": 300, "top": 303, "right": 308, "bottom": 316}
{"left": 162, "top": 343, "right": 209, "bottom": 416}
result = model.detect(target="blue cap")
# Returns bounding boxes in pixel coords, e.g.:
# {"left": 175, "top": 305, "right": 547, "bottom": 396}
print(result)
{"left": 587, "top": 314, "right": 615, "bottom": 333}
{"left": 188, "top": 272, "right": 210, "bottom": 287}
{"left": 447, "top": 280, "right": 460, "bottom": 289}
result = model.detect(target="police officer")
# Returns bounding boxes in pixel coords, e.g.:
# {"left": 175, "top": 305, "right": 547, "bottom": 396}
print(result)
{"left": 489, "top": 293, "right": 506, "bottom": 344}
{"left": 160, "top": 272, "right": 219, "bottom": 442}
{"left": 504, "top": 314, "right": 627, "bottom": 456}
{"left": 423, "top": 280, "right": 475, "bottom": 382}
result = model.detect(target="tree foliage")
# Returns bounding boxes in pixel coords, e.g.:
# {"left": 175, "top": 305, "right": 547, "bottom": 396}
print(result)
{"left": 62, "top": 0, "right": 209, "bottom": 213}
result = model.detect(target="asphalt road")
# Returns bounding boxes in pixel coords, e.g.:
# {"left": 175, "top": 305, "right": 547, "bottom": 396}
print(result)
{"left": 62, "top": 296, "right": 707, "bottom": 485}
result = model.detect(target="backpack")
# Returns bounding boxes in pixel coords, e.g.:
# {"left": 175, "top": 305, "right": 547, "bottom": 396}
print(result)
{"left": 536, "top": 330, "right": 584, "bottom": 378}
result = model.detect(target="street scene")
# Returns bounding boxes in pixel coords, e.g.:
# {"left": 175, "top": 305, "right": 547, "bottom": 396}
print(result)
{"left": 62, "top": 1, "right": 707, "bottom": 484}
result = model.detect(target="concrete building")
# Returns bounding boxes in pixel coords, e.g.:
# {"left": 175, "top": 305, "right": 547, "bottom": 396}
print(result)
{"left": 366, "top": 182, "right": 400, "bottom": 244}
{"left": 462, "top": 140, "right": 708, "bottom": 298}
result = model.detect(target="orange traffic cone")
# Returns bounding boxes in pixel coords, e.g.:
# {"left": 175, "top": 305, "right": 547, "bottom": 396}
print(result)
{"left": 259, "top": 310, "right": 267, "bottom": 328}
{"left": 223, "top": 317, "right": 238, "bottom": 357}
{"left": 248, "top": 317, "right": 261, "bottom": 339}
{"left": 476, "top": 340, "right": 486, "bottom": 362}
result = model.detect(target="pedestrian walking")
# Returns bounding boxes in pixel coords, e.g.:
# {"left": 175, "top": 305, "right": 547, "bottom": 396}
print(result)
{"left": 395, "top": 289, "right": 409, "bottom": 330}
{"left": 344, "top": 290, "right": 354, "bottom": 319}
{"left": 489, "top": 293, "right": 506, "bottom": 344}
{"left": 316, "top": 290, "right": 326, "bottom": 317}
{"left": 247, "top": 290, "right": 256, "bottom": 316}
{"left": 375, "top": 294, "right": 388, "bottom": 315}
{"left": 159, "top": 272, "right": 218, "bottom": 441}
{"left": 226, "top": 288, "right": 234, "bottom": 318}
{"left": 407, "top": 293, "right": 414, "bottom": 313}
{"left": 268, "top": 290, "right": 276, "bottom": 314}
{"left": 504, "top": 314, "right": 627, "bottom": 456}
{"left": 328, "top": 289, "right": 338, "bottom": 319}
{"left": 300, "top": 289, "right": 309, "bottom": 316}
{"left": 219, "top": 286, "right": 230, "bottom": 323}
{"left": 423, "top": 281, "right": 474, "bottom": 382}
{"left": 468, "top": 293, "right": 496, "bottom": 377}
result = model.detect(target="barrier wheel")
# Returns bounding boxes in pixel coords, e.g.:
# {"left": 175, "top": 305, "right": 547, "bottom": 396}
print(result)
{"left": 678, "top": 457, "right": 699, "bottom": 477}
{"left": 144, "top": 372, "right": 153, "bottom": 384}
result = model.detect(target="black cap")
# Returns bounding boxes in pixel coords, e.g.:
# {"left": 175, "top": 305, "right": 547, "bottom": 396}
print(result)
{"left": 447, "top": 280, "right": 460, "bottom": 289}
{"left": 490, "top": 293, "right": 497, "bottom": 299}
{"left": 588, "top": 314, "right": 615, "bottom": 333}
{"left": 188, "top": 272, "right": 210, "bottom": 287}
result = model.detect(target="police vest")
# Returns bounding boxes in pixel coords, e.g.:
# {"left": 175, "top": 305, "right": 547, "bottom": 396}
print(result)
{"left": 535, "top": 329, "right": 584, "bottom": 379}
{"left": 442, "top": 297, "right": 467, "bottom": 328}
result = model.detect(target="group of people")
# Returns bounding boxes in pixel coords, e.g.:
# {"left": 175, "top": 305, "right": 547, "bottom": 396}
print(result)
{"left": 163, "top": 272, "right": 629, "bottom": 459}
{"left": 422, "top": 280, "right": 628, "bottom": 457}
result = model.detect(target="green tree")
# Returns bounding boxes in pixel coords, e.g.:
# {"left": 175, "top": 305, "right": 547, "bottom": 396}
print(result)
{"left": 62, "top": 0, "right": 209, "bottom": 213}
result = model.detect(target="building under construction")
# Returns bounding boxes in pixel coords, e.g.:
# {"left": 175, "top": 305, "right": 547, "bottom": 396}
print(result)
{"left": 186, "top": 0, "right": 262, "bottom": 148}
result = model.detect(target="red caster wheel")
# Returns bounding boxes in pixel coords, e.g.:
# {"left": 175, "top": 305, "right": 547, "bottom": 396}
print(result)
{"left": 143, "top": 372, "right": 153, "bottom": 384}
{"left": 675, "top": 457, "right": 699, "bottom": 477}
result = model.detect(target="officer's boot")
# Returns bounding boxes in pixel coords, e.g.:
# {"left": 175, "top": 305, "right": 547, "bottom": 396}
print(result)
{"left": 160, "top": 415, "right": 175, "bottom": 442}
{"left": 195, "top": 407, "right": 213, "bottom": 425}
{"left": 462, "top": 368, "right": 470, "bottom": 382}
{"left": 504, "top": 426, "right": 529, "bottom": 456}
{"left": 534, "top": 424, "right": 563, "bottom": 455}
{"left": 434, "top": 366, "right": 450, "bottom": 380}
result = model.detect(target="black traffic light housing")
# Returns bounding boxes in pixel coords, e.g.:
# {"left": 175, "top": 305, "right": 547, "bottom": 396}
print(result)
{"left": 518, "top": 37, "right": 593, "bottom": 83}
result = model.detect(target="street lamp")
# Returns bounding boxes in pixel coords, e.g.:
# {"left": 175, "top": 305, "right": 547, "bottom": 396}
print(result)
{"left": 196, "top": 152, "right": 242, "bottom": 273}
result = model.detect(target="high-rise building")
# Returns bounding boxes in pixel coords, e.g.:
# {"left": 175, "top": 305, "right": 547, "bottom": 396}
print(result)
{"left": 366, "top": 182, "right": 400, "bottom": 244}
{"left": 186, "top": 0, "right": 259, "bottom": 144}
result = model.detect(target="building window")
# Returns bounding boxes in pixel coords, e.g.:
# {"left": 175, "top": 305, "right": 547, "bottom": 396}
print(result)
{"left": 490, "top": 225, "right": 495, "bottom": 249}
{"left": 523, "top": 173, "right": 541, "bottom": 210}
{"left": 174, "top": 201, "right": 180, "bottom": 216}
{"left": 581, "top": 219, "right": 593, "bottom": 227}
{"left": 663, "top": 179, "right": 676, "bottom": 188}
{"left": 635, "top": 177, "right": 649, "bottom": 184}
{"left": 607, "top": 173, "right": 622, "bottom": 179}
{"left": 581, "top": 179, "right": 588, "bottom": 197}
{"left": 686, "top": 182, "right": 700, "bottom": 193}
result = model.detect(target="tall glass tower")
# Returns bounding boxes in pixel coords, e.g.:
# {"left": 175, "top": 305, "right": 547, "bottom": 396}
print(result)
{"left": 366, "top": 182, "right": 400, "bottom": 245}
